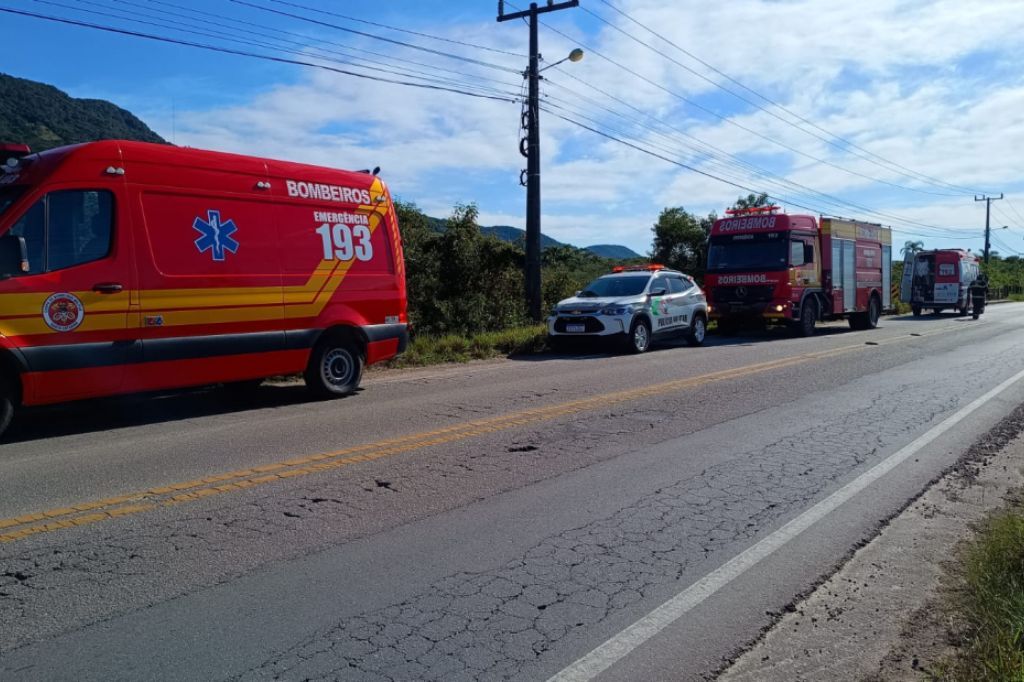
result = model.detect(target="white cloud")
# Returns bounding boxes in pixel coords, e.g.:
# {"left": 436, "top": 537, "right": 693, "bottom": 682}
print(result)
{"left": 159, "top": 0, "right": 1024, "bottom": 254}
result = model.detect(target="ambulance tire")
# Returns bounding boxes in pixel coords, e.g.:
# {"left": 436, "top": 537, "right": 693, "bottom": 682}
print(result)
{"left": 797, "top": 298, "right": 817, "bottom": 337}
{"left": 959, "top": 301, "right": 969, "bottom": 317}
{"left": 305, "top": 334, "right": 364, "bottom": 398}
{"left": 625, "top": 318, "right": 652, "bottom": 354}
{"left": 0, "top": 375, "right": 14, "bottom": 440}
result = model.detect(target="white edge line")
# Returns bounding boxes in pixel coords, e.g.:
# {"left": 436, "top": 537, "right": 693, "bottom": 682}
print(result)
{"left": 548, "top": 366, "right": 1024, "bottom": 682}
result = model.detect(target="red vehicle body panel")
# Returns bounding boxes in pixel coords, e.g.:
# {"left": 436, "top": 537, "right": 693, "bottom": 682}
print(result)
{"left": 705, "top": 211, "right": 892, "bottom": 325}
{"left": 0, "top": 140, "right": 407, "bottom": 407}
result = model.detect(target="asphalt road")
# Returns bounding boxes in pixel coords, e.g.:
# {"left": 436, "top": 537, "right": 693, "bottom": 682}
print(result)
{"left": 2, "top": 304, "right": 1023, "bottom": 681}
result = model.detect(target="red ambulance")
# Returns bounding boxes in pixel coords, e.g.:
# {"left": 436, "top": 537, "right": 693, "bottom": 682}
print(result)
{"left": 0, "top": 140, "right": 408, "bottom": 437}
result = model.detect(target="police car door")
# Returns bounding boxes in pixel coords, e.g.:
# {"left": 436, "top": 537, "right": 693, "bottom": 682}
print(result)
{"left": 649, "top": 274, "right": 675, "bottom": 333}
{"left": 666, "top": 275, "right": 693, "bottom": 331}
{"left": 674, "top": 276, "right": 703, "bottom": 329}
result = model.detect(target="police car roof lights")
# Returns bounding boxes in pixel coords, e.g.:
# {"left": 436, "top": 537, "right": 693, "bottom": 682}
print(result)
{"left": 611, "top": 264, "right": 666, "bottom": 273}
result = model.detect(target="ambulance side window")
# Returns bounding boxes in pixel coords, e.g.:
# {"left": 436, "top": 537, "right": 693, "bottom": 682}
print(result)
{"left": 8, "top": 190, "right": 113, "bottom": 275}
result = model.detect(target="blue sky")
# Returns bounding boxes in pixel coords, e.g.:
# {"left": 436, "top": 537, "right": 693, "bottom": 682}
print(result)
{"left": 4, "top": 0, "right": 1024, "bottom": 258}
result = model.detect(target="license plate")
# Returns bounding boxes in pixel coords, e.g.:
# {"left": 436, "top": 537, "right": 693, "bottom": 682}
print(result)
{"left": 566, "top": 324, "right": 586, "bottom": 333}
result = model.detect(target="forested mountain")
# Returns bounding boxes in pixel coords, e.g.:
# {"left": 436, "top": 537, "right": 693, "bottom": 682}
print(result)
{"left": 0, "top": 73, "right": 165, "bottom": 151}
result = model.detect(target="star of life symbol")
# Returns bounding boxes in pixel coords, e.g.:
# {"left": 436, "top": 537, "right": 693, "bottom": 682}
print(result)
{"left": 192, "top": 210, "right": 239, "bottom": 261}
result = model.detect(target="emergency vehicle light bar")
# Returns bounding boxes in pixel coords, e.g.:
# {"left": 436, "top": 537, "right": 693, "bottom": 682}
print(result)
{"left": 1, "top": 143, "right": 32, "bottom": 171}
{"left": 724, "top": 205, "right": 780, "bottom": 216}
{"left": 612, "top": 264, "right": 665, "bottom": 273}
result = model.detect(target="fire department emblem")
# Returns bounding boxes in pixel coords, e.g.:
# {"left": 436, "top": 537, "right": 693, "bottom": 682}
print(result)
{"left": 43, "top": 292, "right": 85, "bottom": 332}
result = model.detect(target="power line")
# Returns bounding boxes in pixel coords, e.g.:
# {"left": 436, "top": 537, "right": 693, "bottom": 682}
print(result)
{"left": 541, "top": 71, "right": 980, "bottom": 239}
{"left": 40, "top": 0, "right": 519, "bottom": 97}
{"left": 541, "top": 105, "right": 980, "bottom": 241}
{"left": 517, "top": 8, "right": 972, "bottom": 200}
{"left": 262, "top": 0, "right": 525, "bottom": 57}
{"left": 230, "top": 0, "right": 522, "bottom": 75}
{"left": 0, "top": 6, "right": 522, "bottom": 103}
{"left": 591, "top": 0, "right": 991, "bottom": 197}
{"left": 126, "top": 0, "right": 524, "bottom": 92}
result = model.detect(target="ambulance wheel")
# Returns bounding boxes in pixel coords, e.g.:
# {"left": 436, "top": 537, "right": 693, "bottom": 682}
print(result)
{"left": 685, "top": 315, "right": 707, "bottom": 347}
{"left": 305, "top": 335, "right": 364, "bottom": 398}
{"left": 625, "top": 318, "right": 651, "bottom": 354}
{"left": 0, "top": 375, "right": 15, "bottom": 440}
{"left": 959, "top": 302, "right": 969, "bottom": 317}
{"left": 797, "top": 298, "right": 817, "bottom": 337}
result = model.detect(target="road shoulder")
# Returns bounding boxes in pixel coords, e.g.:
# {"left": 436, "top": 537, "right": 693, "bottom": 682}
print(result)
{"left": 717, "top": 402, "right": 1024, "bottom": 681}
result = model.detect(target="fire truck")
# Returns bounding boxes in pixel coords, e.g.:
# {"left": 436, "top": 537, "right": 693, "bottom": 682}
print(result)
{"left": 704, "top": 206, "right": 892, "bottom": 336}
{"left": 0, "top": 140, "right": 408, "bottom": 437}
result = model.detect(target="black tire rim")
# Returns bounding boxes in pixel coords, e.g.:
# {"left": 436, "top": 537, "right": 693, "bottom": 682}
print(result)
{"left": 321, "top": 348, "right": 355, "bottom": 388}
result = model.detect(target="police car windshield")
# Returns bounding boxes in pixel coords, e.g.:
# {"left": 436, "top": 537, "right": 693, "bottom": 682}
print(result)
{"left": 0, "top": 187, "right": 23, "bottom": 217}
{"left": 579, "top": 274, "right": 650, "bottom": 298}
{"left": 707, "top": 234, "right": 788, "bottom": 272}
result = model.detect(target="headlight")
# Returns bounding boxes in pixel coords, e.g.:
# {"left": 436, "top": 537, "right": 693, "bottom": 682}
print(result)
{"left": 599, "top": 306, "right": 632, "bottom": 316}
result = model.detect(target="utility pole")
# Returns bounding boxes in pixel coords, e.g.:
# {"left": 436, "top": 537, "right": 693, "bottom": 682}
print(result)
{"left": 498, "top": 0, "right": 579, "bottom": 321}
{"left": 975, "top": 193, "right": 1004, "bottom": 264}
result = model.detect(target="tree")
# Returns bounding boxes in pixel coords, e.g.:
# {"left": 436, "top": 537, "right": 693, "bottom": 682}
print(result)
{"left": 650, "top": 207, "right": 716, "bottom": 280}
{"left": 900, "top": 240, "right": 924, "bottom": 257}
{"left": 730, "top": 192, "right": 770, "bottom": 210}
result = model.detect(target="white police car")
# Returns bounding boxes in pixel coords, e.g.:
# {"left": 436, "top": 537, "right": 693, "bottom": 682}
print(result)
{"left": 548, "top": 265, "right": 708, "bottom": 353}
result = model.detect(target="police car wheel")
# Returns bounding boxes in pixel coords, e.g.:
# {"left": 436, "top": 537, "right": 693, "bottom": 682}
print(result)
{"left": 686, "top": 315, "right": 706, "bottom": 347}
{"left": 626, "top": 318, "right": 651, "bottom": 354}
{"left": 305, "top": 338, "right": 364, "bottom": 398}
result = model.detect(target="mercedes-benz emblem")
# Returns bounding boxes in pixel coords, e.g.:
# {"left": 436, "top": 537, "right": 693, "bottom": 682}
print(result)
{"left": 735, "top": 286, "right": 748, "bottom": 298}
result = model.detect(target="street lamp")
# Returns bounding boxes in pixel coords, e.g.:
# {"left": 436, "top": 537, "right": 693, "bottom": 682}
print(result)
{"left": 540, "top": 48, "right": 584, "bottom": 73}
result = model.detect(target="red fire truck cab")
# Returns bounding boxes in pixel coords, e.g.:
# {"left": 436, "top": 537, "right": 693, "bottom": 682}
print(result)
{"left": 705, "top": 206, "right": 892, "bottom": 336}
{"left": 0, "top": 140, "right": 408, "bottom": 437}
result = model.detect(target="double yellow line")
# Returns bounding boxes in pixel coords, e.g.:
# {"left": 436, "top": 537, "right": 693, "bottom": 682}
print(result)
{"left": 0, "top": 326, "right": 955, "bottom": 544}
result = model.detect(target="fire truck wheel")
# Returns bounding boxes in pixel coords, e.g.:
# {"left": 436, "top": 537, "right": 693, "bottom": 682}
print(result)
{"left": 850, "top": 295, "right": 881, "bottom": 330}
{"left": 626, "top": 318, "right": 652, "bottom": 354}
{"left": 911, "top": 305, "right": 922, "bottom": 317}
{"left": 797, "top": 298, "right": 817, "bottom": 337}
{"left": 305, "top": 335, "right": 364, "bottom": 398}
{"left": 685, "top": 315, "right": 707, "bottom": 346}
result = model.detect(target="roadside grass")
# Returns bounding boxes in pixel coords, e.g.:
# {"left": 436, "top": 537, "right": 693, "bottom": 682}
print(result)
{"left": 940, "top": 507, "right": 1024, "bottom": 680}
{"left": 384, "top": 325, "right": 548, "bottom": 367}
{"left": 1010, "top": 293, "right": 1024, "bottom": 302}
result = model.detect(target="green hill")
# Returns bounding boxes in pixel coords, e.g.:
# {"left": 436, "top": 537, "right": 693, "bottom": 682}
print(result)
{"left": 0, "top": 73, "right": 165, "bottom": 151}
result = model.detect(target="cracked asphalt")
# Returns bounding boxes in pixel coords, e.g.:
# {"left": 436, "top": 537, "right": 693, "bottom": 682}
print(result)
{"left": 2, "top": 304, "right": 1024, "bottom": 681}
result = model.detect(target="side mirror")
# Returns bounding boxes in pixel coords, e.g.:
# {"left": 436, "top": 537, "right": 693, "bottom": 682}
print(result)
{"left": 574, "top": 290, "right": 581, "bottom": 296}
{"left": 649, "top": 287, "right": 667, "bottom": 297}
{"left": 804, "top": 244, "right": 814, "bottom": 263}
{"left": 0, "top": 234, "right": 27, "bottom": 278}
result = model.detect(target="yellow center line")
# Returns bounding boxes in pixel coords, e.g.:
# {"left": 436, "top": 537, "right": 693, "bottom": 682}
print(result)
{"left": 0, "top": 326, "right": 945, "bottom": 544}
